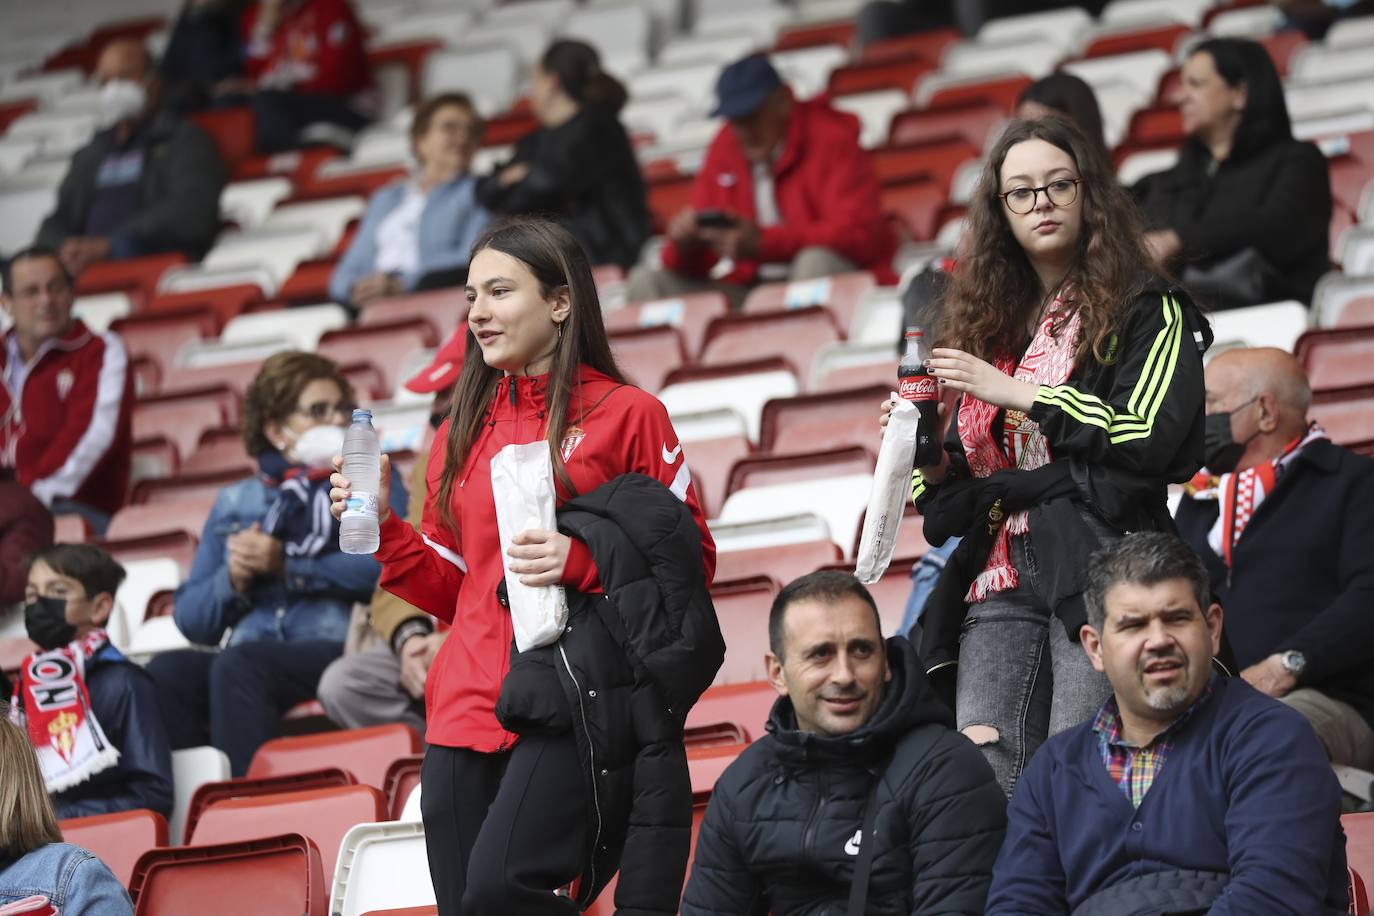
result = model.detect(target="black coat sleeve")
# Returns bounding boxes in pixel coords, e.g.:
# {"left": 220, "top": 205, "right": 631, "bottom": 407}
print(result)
{"left": 35, "top": 145, "right": 100, "bottom": 248}
{"left": 114, "top": 121, "right": 226, "bottom": 256}
{"left": 1027, "top": 291, "right": 1205, "bottom": 476}
{"left": 903, "top": 731, "right": 1008, "bottom": 915}
{"left": 52, "top": 662, "right": 175, "bottom": 820}
{"left": 680, "top": 782, "right": 768, "bottom": 916}
{"left": 477, "top": 111, "right": 627, "bottom": 214}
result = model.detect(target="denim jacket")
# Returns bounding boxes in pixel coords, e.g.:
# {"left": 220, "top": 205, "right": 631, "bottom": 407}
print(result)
{"left": 0, "top": 843, "right": 132, "bottom": 914}
{"left": 173, "top": 470, "right": 407, "bottom": 647}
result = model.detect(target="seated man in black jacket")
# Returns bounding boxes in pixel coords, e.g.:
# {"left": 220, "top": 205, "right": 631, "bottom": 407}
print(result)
{"left": 1177, "top": 347, "right": 1374, "bottom": 768}
{"left": 681, "top": 571, "right": 1006, "bottom": 915}
{"left": 35, "top": 37, "right": 226, "bottom": 276}
{"left": 17, "top": 545, "right": 173, "bottom": 819}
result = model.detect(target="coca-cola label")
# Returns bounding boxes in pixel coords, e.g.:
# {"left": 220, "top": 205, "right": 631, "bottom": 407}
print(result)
{"left": 899, "top": 374, "right": 938, "bottom": 402}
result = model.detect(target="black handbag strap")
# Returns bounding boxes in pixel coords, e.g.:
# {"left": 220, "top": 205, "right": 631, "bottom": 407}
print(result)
{"left": 847, "top": 756, "right": 890, "bottom": 916}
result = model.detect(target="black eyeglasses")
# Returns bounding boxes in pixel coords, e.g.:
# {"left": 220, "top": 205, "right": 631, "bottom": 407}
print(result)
{"left": 999, "top": 178, "right": 1082, "bottom": 215}
{"left": 293, "top": 401, "right": 354, "bottom": 422}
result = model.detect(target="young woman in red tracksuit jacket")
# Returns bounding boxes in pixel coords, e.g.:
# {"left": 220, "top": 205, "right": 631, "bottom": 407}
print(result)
{"left": 331, "top": 217, "right": 714, "bottom": 915}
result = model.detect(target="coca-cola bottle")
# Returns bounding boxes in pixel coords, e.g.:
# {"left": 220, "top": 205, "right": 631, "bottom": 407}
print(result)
{"left": 898, "top": 326, "right": 941, "bottom": 467}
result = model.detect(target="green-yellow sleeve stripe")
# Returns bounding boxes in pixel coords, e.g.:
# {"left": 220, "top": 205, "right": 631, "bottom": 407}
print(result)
{"left": 911, "top": 469, "right": 926, "bottom": 503}
{"left": 1031, "top": 295, "right": 1184, "bottom": 444}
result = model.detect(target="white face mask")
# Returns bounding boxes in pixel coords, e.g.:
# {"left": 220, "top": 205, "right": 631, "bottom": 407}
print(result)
{"left": 98, "top": 79, "right": 148, "bottom": 129}
{"left": 285, "top": 424, "right": 345, "bottom": 470}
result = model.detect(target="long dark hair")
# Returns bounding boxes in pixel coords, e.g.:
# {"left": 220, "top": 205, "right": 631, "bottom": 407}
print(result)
{"left": 540, "top": 39, "right": 628, "bottom": 114}
{"left": 1017, "top": 72, "right": 1106, "bottom": 154}
{"left": 1187, "top": 37, "right": 1292, "bottom": 159}
{"left": 436, "top": 217, "right": 625, "bottom": 530}
{"left": 941, "top": 115, "right": 1153, "bottom": 363}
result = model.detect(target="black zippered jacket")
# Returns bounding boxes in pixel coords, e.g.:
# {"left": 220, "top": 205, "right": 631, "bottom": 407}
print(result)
{"left": 496, "top": 473, "right": 724, "bottom": 914}
{"left": 914, "top": 280, "right": 1212, "bottom": 672}
{"left": 680, "top": 637, "right": 1006, "bottom": 915}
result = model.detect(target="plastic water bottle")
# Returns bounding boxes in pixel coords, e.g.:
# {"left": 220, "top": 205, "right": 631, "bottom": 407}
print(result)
{"left": 340, "top": 408, "right": 380, "bottom": 554}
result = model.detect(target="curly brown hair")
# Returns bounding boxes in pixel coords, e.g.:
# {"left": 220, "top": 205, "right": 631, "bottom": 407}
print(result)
{"left": 241, "top": 351, "right": 355, "bottom": 456}
{"left": 941, "top": 114, "right": 1155, "bottom": 364}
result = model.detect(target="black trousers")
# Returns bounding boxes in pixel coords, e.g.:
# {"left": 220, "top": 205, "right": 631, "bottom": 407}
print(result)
{"left": 421, "top": 735, "right": 589, "bottom": 915}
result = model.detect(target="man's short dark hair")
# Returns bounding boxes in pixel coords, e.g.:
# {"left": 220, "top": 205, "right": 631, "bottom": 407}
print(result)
{"left": 768, "top": 570, "right": 882, "bottom": 659}
{"left": 1084, "top": 532, "right": 1210, "bottom": 632}
{"left": 2, "top": 247, "right": 71, "bottom": 297}
{"left": 26, "top": 544, "right": 127, "bottom": 599}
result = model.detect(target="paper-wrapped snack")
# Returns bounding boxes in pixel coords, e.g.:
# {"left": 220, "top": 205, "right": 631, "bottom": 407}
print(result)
{"left": 490, "top": 441, "right": 569, "bottom": 651}
{"left": 855, "top": 394, "right": 919, "bottom": 585}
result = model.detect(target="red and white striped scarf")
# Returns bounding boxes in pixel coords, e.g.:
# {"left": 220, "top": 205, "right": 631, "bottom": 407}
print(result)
{"left": 958, "top": 297, "right": 1083, "bottom": 602}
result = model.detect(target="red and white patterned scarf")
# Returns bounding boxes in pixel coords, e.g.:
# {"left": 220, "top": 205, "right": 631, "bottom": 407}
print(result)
{"left": 958, "top": 295, "right": 1083, "bottom": 602}
{"left": 1186, "top": 422, "right": 1329, "bottom": 566}
{"left": 8, "top": 629, "right": 119, "bottom": 793}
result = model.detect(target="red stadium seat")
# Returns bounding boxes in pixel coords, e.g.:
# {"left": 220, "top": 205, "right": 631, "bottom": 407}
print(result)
{"left": 927, "top": 73, "right": 1033, "bottom": 114}
{"left": 1309, "top": 385, "right": 1374, "bottom": 449}
{"left": 1350, "top": 866, "right": 1370, "bottom": 916}
{"left": 147, "top": 284, "right": 263, "bottom": 327}
{"left": 1260, "top": 29, "right": 1307, "bottom": 78}
{"left": 188, "top": 785, "right": 385, "bottom": 884}
{"left": 683, "top": 433, "right": 752, "bottom": 519}
{"left": 684, "top": 721, "right": 749, "bottom": 749}
{"left": 0, "top": 99, "right": 36, "bottom": 133}
{"left": 881, "top": 177, "right": 947, "bottom": 241}
{"left": 130, "top": 833, "right": 327, "bottom": 916}
{"left": 606, "top": 291, "right": 730, "bottom": 359}
{"left": 383, "top": 755, "right": 424, "bottom": 821}
{"left": 102, "top": 531, "right": 199, "bottom": 574}
{"left": 1330, "top": 296, "right": 1374, "bottom": 330}
{"left": 688, "top": 680, "right": 777, "bottom": 740}
{"left": 189, "top": 107, "right": 256, "bottom": 176}
{"left": 60, "top": 809, "right": 167, "bottom": 887}
{"left": 828, "top": 58, "right": 933, "bottom": 96}
{"left": 872, "top": 137, "right": 981, "bottom": 190}
{"left": 131, "top": 436, "right": 180, "bottom": 483}
{"left": 775, "top": 21, "right": 854, "bottom": 51}
{"left": 278, "top": 260, "right": 338, "bottom": 306}
{"left": 1344, "top": 813, "right": 1374, "bottom": 914}
{"left": 1125, "top": 105, "right": 1185, "bottom": 147}
{"left": 319, "top": 320, "right": 439, "bottom": 396}
{"left": 688, "top": 742, "right": 749, "bottom": 797}
{"left": 712, "top": 575, "right": 780, "bottom": 684}
{"left": 182, "top": 427, "right": 255, "bottom": 477}
{"left": 1082, "top": 22, "right": 1191, "bottom": 58}
{"left": 820, "top": 553, "right": 921, "bottom": 636}
{"left": 700, "top": 307, "right": 841, "bottom": 382}
{"left": 1295, "top": 327, "right": 1374, "bottom": 391}
{"left": 861, "top": 28, "right": 960, "bottom": 65}
{"left": 646, "top": 173, "right": 697, "bottom": 234}
{"left": 75, "top": 254, "right": 186, "bottom": 309}
{"left": 342, "top": 361, "right": 389, "bottom": 403}
{"left": 295, "top": 165, "right": 409, "bottom": 203}
{"left": 132, "top": 386, "right": 237, "bottom": 462}
{"left": 713, "top": 539, "right": 843, "bottom": 586}
{"left": 887, "top": 101, "right": 1007, "bottom": 151}
{"left": 368, "top": 39, "right": 443, "bottom": 107}
{"left": 727, "top": 445, "right": 875, "bottom": 498}
{"left": 133, "top": 469, "right": 252, "bottom": 507}
{"left": 609, "top": 326, "right": 687, "bottom": 394}
{"left": 110, "top": 308, "right": 218, "bottom": 378}
{"left": 247, "top": 724, "right": 423, "bottom": 790}
{"left": 760, "top": 384, "right": 890, "bottom": 456}
{"left": 106, "top": 497, "right": 216, "bottom": 542}
{"left": 183, "top": 768, "right": 357, "bottom": 847}
{"left": 54, "top": 513, "right": 91, "bottom": 544}
{"left": 740, "top": 272, "right": 876, "bottom": 336}
{"left": 1331, "top": 157, "right": 1374, "bottom": 215}
{"left": 358, "top": 289, "right": 468, "bottom": 343}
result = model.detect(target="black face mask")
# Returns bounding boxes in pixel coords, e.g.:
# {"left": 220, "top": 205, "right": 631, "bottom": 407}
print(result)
{"left": 24, "top": 596, "right": 77, "bottom": 651}
{"left": 1203, "top": 398, "right": 1259, "bottom": 474}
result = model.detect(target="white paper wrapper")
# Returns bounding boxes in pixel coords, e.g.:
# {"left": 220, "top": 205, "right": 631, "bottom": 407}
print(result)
{"left": 490, "top": 441, "right": 570, "bottom": 652}
{"left": 855, "top": 393, "right": 918, "bottom": 585}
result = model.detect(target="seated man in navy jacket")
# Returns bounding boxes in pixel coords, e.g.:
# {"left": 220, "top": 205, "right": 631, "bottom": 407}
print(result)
{"left": 986, "top": 532, "right": 1346, "bottom": 915}
{"left": 18, "top": 545, "right": 173, "bottom": 820}
{"left": 1177, "top": 346, "right": 1374, "bottom": 769}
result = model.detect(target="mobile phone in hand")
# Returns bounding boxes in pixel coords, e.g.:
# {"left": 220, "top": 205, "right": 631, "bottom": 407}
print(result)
{"left": 695, "top": 209, "right": 739, "bottom": 229}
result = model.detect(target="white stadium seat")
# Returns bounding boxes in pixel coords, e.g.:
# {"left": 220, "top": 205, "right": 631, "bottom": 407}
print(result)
{"left": 331, "top": 821, "right": 434, "bottom": 916}
{"left": 221, "top": 304, "right": 352, "bottom": 352}
{"left": 659, "top": 366, "right": 799, "bottom": 443}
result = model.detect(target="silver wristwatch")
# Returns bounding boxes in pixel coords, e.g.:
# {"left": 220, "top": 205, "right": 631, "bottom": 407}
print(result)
{"left": 1280, "top": 650, "right": 1307, "bottom": 677}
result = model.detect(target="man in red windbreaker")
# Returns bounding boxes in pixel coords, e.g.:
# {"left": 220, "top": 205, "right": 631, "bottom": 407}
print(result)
{"left": 626, "top": 53, "right": 898, "bottom": 307}
{"left": 1, "top": 248, "right": 134, "bottom": 535}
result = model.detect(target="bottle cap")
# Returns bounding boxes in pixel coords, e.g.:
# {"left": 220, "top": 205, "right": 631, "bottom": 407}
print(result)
{"left": 905, "top": 327, "right": 924, "bottom": 338}
{"left": 352, "top": 408, "right": 373, "bottom": 422}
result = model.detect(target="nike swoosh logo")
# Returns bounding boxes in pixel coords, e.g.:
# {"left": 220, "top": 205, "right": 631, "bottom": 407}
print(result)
{"left": 662, "top": 443, "right": 682, "bottom": 464}
{"left": 844, "top": 829, "right": 861, "bottom": 856}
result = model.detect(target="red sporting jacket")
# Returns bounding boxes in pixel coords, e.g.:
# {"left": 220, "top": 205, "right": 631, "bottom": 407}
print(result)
{"left": 241, "top": 0, "right": 372, "bottom": 98}
{"left": 660, "top": 93, "right": 898, "bottom": 286}
{"left": 0, "top": 321, "right": 134, "bottom": 516}
{"left": 375, "top": 366, "right": 716, "bottom": 750}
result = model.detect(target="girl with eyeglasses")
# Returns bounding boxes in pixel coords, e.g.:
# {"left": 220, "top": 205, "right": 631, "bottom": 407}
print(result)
{"left": 884, "top": 115, "right": 1212, "bottom": 796}
{"left": 146, "top": 351, "right": 409, "bottom": 776}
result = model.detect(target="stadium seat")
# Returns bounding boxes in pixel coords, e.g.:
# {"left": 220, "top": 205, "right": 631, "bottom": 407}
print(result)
{"left": 605, "top": 291, "right": 730, "bottom": 359}
{"left": 1101, "top": 0, "right": 1211, "bottom": 27}
{"left": 358, "top": 289, "right": 468, "bottom": 343}
{"left": 169, "top": 746, "right": 231, "bottom": 844}
{"left": 699, "top": 307, "right": 841, "bottom": 384}
{"left": 383, "top": 755, "right": 424, "bottom": 822}
{"left": 1344, "top": 813, "right": 1374, "bottom": 909}
{"left": 1314, "top": 275, "right": 1374, "bottom": 331}
{"left": 680, "top": 430, "right": 752, "bottom": 519}
{"left": 277, "top": 260, "right": 339, "bottom": 306}
{"left": 687, "top": 741, "right": 750, "bottom": 797}
{"left": 942, "top": 36, "right": 1063, "bottom": 79}
{"left": 297, "top": 161, "right": 409, "bottom": 202}
{"left": 203, "top": 226, "right": 328, "bottom": 290}
{"left": 0, "top": 184, "right": 58, "bottom": 259}
{"left": 720, "top": 448, "right": 875, "bottom": 556}
{"left": 712, "top": 576, "right": 780, "bottom": 684}
{"left": 184, "top": 769, "right": 358, "bottom": 848}
{"left": 831, "top": 89, "right": 913, "bottom": 149}
{"left": 1294, "top": 327, "right": 1374, "bottom": 391}
{"left": 759, "top": 384, "right": 890, "bottom": 455}
{"left": 373, "top": 9, "right": 475, "bottom": 49}
{"left": 1207, "top": 300, "right": 1310, "bottom": 352}
{"left": 75, "top": 253, "right": 186, "bottom": 307}
{"left": 247, "top": 724, "right": 424, "bottom": 791}
{"left": 562, "top": 4, "right": 652, "bottom": 74}
{"left": 828, "top": 58, "right": 933, "bottom": 98}
{"left": 713, "top": 538, "right": 843, "bottom": 586}
{"left": 131, "top": 436, "right": 179, "bottom": 484}
{"left": 319, "top": 320, "right": 439, "bottom": 396}
{"left": 107, "top": 558, "right": 181, "bottom": 651}
{"left": 133, "top": 470, "right": 249, "bottom": 507}
{"left": 915, "top": 71, "right": 1032, "bottom": 113}
{"left": 1063, "top": 49, "right": 1173, "bottom": 102}
{"left": 1081, "top": 21, "right": 1192, "bottom": 58}
{"left": 101, "top": 530, "right": 197, "bottom": 575}
{"left": 1117, "top": 146, "right": 1180, "bottom": 186}
{"left": 110, "top": 308, "right": 217, "bottom": 379}
{"left": 129, "top": 833, "right": 328, "bottom": 916}
{"left": 330, "top": 821, "right": 433, "bottom": 916}
{"left": 659, "top": 358, "right": 800, "bottom": 443}
{"left": 220, "top": 177, "right": 294, "bottom": 230}
{"left": 882, "top": 177, "right": 948, "bottom": 241}
{"left": 422, "top": 45, "right": 521, "bottom": 114}
{"left": 146, "top": 283, "right": 264, "bottom": 327}
{"left": 263, "top": 196, "right": 367, "bottom": 253}
{"left": 822, "top": 553, "right": 920, "bottom": 636}
{"left": 631, "top": 60, "right": 731, "bottom": 113}
{"left": 976, "top": 6, "right": 1092, "bottom": 49}
{"left": 646, "top": 173, "right": 697, "bottom": 233}
{"left": 887, "top": 101, "right": 1007, "bottom": 151}
{"left": 774, "top": 18, "right": 855, "bottom": 52}
{"left": 182, "top": 426, "right": 254, "bottom": 477}
{"left": 106, "top": 494, "right": 212, "bottom": 542}
{"left": 188, "top": 785, "right": 385, "bottom": 885}
{"left": 1309, "top": 385, "right": 1374, "bottom": 450}
{"left": 53, "top": 513, "right": 91, "bottom": 544}
{"left": 810, "top": 340, "right": 898, "bottom": 391}
{"left": 189, "top": 107, "right": 255, "bottom": 176}
{"left": 221, "top": 303, "right": 350, "bottom": 351}
{"left": 132, "top": 387, "right": 237, "bottom": 463}
{"left": 861, "top": 27, "right": 960, "bottom": 65}
{"left": 59, "top": 809, "right": 167, "bottom": 887}
{"left": 609, "top": 325, "right": 687, "bottom": 393}
{"left": 1341, "top": 227, "right": 1374, "bottom": 275}
{"left": 771, "top": 44, "right": 849, "bottom": 99}
{"left": 740, "top": 272, "right": 876, "bottom": 336}
{"left": 1125, "top": 105, "right": 1185, "bottom": 147}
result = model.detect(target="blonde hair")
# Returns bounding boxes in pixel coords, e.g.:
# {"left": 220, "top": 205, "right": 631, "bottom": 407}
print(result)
{"left": 0, "top": 715, "right": 62, "bottom": 857}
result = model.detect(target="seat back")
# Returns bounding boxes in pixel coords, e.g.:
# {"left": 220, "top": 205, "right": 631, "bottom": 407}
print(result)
{"left": 700, "top": 307, "right": 841, "bottom": 384}
{"left": 1296, "top": 327, "right": 1374, "bottom": 391}
{"left": 331, "top": 821, "right": 434, "bottom": 916}
{"left": 383, "top": 755, "right": 424, "bottom": 821}
{"left": 711, "top": 576, "right": 780, "bottom": 685}
{"left": 170, "top": 746, "right": 231, "bottom": 844}
{"left": 660, "top": 359, "right": 800, "bottom": 443}
{"left": 319, "top": 320, "right": 438, "bottom": 396}
{"left": 131, "top": 833, "right": 326, "bottom": 916}
{"left": 605, "top": 292, "right": 729, "bottom": 359}
{"left": 184, "top": 768, "right": 358, "bottom": 847}
{"left": 609, "top": 326, "right": 686, "bottom": 394}
{"left": 59, "top": 809, "right": 167, "bottom": 887}
{"left": 714, "top": 539, "right": 842, "bottom": 589}
{"left": 247, "top": 723, "right": 423, "bottom": 790}
{"left": 760, "top": 385, "right": 890, "bottom": 457}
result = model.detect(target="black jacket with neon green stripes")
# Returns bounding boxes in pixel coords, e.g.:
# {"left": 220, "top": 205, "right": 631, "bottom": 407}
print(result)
{"left": 912, "top": 279, "right": 1212, "bottom": 673}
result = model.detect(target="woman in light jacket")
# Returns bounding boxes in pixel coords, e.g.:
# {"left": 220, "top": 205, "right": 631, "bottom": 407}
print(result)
{"left": 329, "top": 92, "right": 492, "bottom": 308}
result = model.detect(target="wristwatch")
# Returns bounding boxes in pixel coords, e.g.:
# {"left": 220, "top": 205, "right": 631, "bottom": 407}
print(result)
{"left": 1280, "top": 650, "right": 1307, "bottom": 678}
